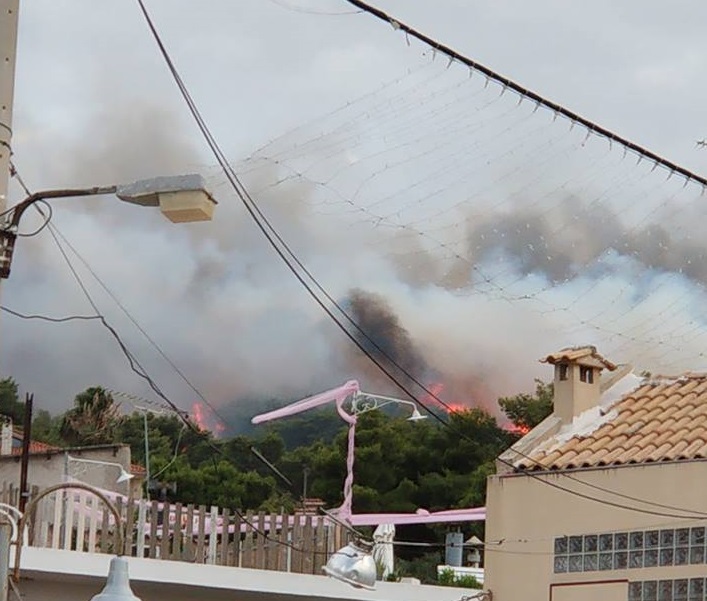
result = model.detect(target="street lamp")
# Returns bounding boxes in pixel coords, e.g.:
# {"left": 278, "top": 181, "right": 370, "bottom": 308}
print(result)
{"left": 251, "top": 381, "right": 427, "bottom": 524}
{"left": 350, "top": 391, "right": 428, "bottom": 421}
{"left": 251, "top": 380, "right": 429, "bottom": 590}
{"left": 323, "top": 539, "right": 377, "bottom": 591}
{"left": 67, "top": 455, "right": 135, "bottom": 485}
{"left": 0, "top": 173, "right": 216, "bottom": 279}
{"left": 107, "top": 390, "right": 165, "bottom": 500}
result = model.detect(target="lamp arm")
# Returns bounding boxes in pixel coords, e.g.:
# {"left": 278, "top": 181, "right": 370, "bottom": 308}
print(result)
{"left": 68, "top": 456, "right": 123, "bottom": 471}
{"left": 4, "top": 187, "right": 118, "bottom": 229}
{"left": 14, "top": 482, "right": 124, "bottom": 580}
{"left": 1, "top": 186, "right": 117, "bottom": 279}
{"left": 350, "top": 393, "right": 417, "bottom": 416}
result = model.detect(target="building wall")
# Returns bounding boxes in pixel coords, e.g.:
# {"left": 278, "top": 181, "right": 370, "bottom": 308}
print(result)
{"left": 0, "top": 445, "right": 134, "bottom": 496}
{"left": 485, "top": 460, "right": 707, "bottom": 601}
{"left": 17, "top": 546, "right": 478, "bottom": 601}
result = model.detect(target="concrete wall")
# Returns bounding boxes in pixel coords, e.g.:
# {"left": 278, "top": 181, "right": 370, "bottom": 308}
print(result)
{"left": 16, "top": 547, "right": 479, "bottom": 601}
{"left": 485, "top": 460, "right": 707, "bottom": 601}
{"left": 0, "top": 445, "right": 135, "bottom": 496}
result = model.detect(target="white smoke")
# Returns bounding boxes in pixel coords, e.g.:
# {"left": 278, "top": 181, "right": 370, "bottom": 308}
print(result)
{"left": 4, "top": 49, "right": 707, "bottom": 427}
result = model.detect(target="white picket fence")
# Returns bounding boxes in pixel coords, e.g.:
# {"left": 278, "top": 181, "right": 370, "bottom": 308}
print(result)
{"left": 2, "top": 482, "right": 350, "bottom": 574}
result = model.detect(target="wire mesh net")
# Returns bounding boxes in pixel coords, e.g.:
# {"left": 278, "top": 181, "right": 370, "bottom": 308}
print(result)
{"left": 204, "top": 56, "right": 707, "bottom": 384}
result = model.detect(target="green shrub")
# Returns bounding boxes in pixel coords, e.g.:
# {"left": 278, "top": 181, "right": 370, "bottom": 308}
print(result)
{"left": 438, "top": 567, "right": 482, "bottom": 589}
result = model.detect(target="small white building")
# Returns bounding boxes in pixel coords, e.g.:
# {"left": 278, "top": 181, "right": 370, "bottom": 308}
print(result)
{"left": 0, "top": 420, "right": 144, "bottom": 497}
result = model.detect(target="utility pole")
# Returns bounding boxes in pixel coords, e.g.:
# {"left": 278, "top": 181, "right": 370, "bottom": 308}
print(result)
{"left": 139, "top": 408, "right": 151, "bottom": 499}
{"left": 0, "top": 0, "right": 16, "bottom": 572}
{"left": 0, "top": 0, "right": 19, "bottom": 217}
{"left": 0, "top": 0, "right": 19, "bottom": 297}
{"left": 18, "top": 392, "right": 32, "bottom": 513}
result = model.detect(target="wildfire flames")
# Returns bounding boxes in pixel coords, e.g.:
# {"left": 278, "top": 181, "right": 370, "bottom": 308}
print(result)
{"left": 191, "top": 402, "right": 226, "bottom": 435}
{"left": 422, "top": 381, "right": 469, "bottom": 414}
{"left": 507, "top": 424, "right": 531, "bottom": 435}
{"left": 422, "top": 381, "right": 529, "bottom": 435}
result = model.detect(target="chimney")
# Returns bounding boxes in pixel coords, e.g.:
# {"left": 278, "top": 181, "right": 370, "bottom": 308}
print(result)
{"left": 0, "top": 417, "right": 12, "bottom": 456}
{"left": 541, "top": 346, "right": 616, "bottom": 424}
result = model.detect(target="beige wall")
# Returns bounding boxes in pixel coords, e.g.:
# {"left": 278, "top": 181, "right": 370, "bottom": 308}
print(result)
{"left": 551, "top": 581, "right": 627, "bottom": 601}
{"left": 0, "top": 446, "right": 135, "bottom": 496}
{"left": 485, "top": 460, "right": 707, "bottom": 601}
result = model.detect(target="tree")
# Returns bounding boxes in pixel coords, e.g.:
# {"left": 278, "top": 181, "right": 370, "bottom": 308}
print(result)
{"left": 60, "top": 387, "right": 120, "bottom": 446}
{"left": 0, "top": 377, "right": 24, "bottom": 424}
{"left": 498, "top": 379, "right": 553, "bottom": 431}
{"left": 31, "top": 409, "right": 63, "bottom": 445}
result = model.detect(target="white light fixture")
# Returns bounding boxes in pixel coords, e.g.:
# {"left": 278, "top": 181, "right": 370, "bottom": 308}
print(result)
{"left": 407, "top": 408, "right": 428, "bottom": 421}
{"left": 116, "top": 469, "right": 134, "bottom": 484}
{"left": 352, "top": 392, "right": 427, "bottom": 422}
{"left": 90, "top": 556, "right": 142, "bottom": 601}
{"left": 323, "top": 540, "right": 377, "bottom": 590}
{"left": 1, "top": 174, "right": 216, "bottom": 279}
{"left": 116, "top": 174, "right": 216, "bottom": 223}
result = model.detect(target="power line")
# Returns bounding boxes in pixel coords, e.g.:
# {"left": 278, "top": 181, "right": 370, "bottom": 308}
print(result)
{"left": 9, "top": 160, "right": 230, "bottom": 430}
{"left": 0, "top": 306, "right": 101, "bottom": 323}
{"left": 9, "top": 165, "right": 361, "bottom": 548}
{"left": 340, "top": 0, "right": 707, "bottom": 190}
{"left": 132, "top": 0, "right": 707, "bottom": 521}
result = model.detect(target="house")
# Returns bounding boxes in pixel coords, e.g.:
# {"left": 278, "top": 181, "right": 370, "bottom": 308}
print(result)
{"left": 0, "top": 419, "right": 145, "bottom": 498}
{"left": 485, "top": 346, "right": 707, "bottom": 601}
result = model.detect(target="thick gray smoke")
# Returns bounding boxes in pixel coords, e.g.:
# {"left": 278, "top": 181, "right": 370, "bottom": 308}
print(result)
{"left": 342, "top": 288, "right": 434, "bottom": 391}
{"left": 5, "top": 63, "right": 707, "bottom": 425}
{"left": 461, "top": 198, "right": 707, "bottom": 287}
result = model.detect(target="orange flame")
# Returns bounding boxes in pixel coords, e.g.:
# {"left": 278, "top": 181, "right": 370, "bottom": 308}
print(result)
{"left": 422, "top": 382, "right": 469, "bottom": 414}
{"left": 191, "top": 402, "right": 208, "bottom": 431}
{"left": 191, "top": 401, "right": 225, "bottom": 435}
{"left": 506, "top": 424, "right": 531, "bottom": 435}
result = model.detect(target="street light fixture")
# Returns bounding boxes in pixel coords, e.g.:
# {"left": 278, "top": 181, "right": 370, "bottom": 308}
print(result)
{"left": 350, "top": 391, "right": 428, "bottom": 421}
{"left": 251, "top": 380, "right": 429, "bottom": 590}
{"left": 67, "top": 455, "right": 135, "bottom": 485}
{"left": 323, "top": 539, "right": 377, "bottom": 590}
{"left": 90, "top": 556, "right": 142, "bottom": 601}
{"left": 0, "top": 173, "right": 216, "bottom": 279}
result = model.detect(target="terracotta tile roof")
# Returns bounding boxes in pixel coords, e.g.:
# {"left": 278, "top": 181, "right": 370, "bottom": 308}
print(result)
{"left": 9, "top": 428, "right": 60, "bottom": 455}
{"left": 10, "top": 439, "right": 58, "bottom": 455}
{"left": 515, "top": 373, "right": 707, "bottom": 471}
{"left": 130, "top": 463, "right": 146, "bottom": 476}
{"left": 540, "top": 345, "right": 617, "bottom": 371}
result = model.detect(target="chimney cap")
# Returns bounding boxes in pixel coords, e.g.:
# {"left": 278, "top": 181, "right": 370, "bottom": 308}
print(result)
{"left": 540, "top": 345, "right": 617, "bottom": 371}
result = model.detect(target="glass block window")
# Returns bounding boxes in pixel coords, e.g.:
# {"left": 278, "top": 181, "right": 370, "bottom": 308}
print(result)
{"left": 553, "top": 525, "right": 707, "bottom": 574}
{"left": 629, "top": 578, "right": 707, "bottom": 601}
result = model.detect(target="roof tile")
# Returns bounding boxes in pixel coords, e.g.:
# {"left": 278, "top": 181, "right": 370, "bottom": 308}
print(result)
{"left": 516, "top": 373, "right": 707, "bottom": 472}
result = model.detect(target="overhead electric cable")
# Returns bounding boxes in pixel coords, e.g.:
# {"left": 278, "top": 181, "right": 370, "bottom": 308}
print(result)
{"left": 133, "top": 1, "right": 707, "bottom": 520}
{"left": 9, "top": 161, "right": 229, "bottom": 429}
{"left": 340, "top": 0, "right": 707, "bottom": 189}
{"left": 132, "top": 1, "right": 707, "bottom": 521}
{"left": 0, "top": 306, "right": 101, "bottom": 323}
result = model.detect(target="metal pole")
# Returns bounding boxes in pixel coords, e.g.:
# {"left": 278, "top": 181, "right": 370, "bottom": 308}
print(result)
{"left": 0, "top": 516, "right": 10, "bottom": 601}
{"left": 18, "top": 393, "right": 32, "bottom": 513}
{"left": 142, "top": 411, "right": 150, "bottom": 499}
{"left": 302, "top": 467, "right": 309, "bottom": 500}
{"left": 60, "top": 452, "right": 68, "bottom": 548}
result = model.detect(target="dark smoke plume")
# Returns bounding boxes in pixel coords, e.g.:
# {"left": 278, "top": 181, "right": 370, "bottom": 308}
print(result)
{"left": 344, "top": 288, "right": 434, "bottom": 391}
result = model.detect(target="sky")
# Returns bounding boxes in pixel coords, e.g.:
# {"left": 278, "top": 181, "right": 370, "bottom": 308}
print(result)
{"left": 2, "top": 0, "right": 707, "bottom": 427}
